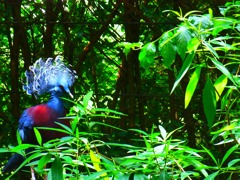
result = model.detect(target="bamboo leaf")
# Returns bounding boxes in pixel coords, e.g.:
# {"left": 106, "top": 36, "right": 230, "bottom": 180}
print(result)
{"left": 38, "top": 153, "right": 52, "bottom": 171}
{"left": 159, "top": 125, "right": 167, "bottom": 140}
{"left": 90, "top": 150, "right": 108, "bottom": 179}
{"left": 171, "top": 52, "right": 195, "bottom": 94}
{"left": 214, "top": 74, "right": 228, "bottom": 101}
{"left": 48, "top": 155, "right": 63, "bottom": 180}
{"left": 210, "top": 57, "right": 237, "bottom": 86}
{"left": 83, "top": 91, "right": 93, "bottom": 109}
{"left": 221, "top": 145, "right": 238, "bottom": 166}
{"left": 203, "top": 77, "right": 216, "bottom": 128}
{"left": 185, "top": 66, "right": 201, "bottom": 108}
{"left": 34, "top": 127, "right": 42, "bottom": 146}
{"left": 203, "top": 41, "right": 219, "bottom": 58}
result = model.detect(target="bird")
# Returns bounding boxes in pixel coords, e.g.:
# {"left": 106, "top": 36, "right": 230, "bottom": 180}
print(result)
{"left": 2, "top": 56, "right": 77, "bottom": 173}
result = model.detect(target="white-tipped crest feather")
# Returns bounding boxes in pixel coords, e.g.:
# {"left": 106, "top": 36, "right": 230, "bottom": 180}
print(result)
{"left": 23, "top": 56, "right": 77, "bottom": 96}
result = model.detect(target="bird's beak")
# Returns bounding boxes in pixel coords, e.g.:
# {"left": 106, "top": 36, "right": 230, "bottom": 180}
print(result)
{"left": 65, "top": 88, "right": 74, "bottom": 98}
{"left": 68, "top": 91, "right": 74, "bottom": 98}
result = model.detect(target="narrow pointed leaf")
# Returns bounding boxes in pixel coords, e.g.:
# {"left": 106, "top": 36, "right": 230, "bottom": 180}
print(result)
{"left": 203, "top": 77, "right": 216, "bottom": 128}
{"left": 210, "top": 57, "right": 237, "bottom": 86}
{"left": 159, "top": 125, "right": 167, "bottom": 140}
{"left": 171, "top": 52, "right": 195, "bottom": 94}
{"left": 204, "top": 171, "right": 219, "bottom": 180}
{"left": 90, "top": 150, "right": 108, "bottom": 178}
{"left": 185, "top": 66, "right": 201, "bottom": 108}
{"left": 214, "top": 74, "right": 228, "bottom": 101}
{"left": 49, "top": 155, "right": 63, "bottom": 180}
{"left": 203, "top": 41, "right": 219, "bottom": 58}
{"left": 38, "top": 153, "right": 52, "bottom": 170}
{"left": 221, "top": 145, "right": 238, "bottom": 166}
{"left": 34, "top": 127, "right": 42, "bottom": 146}
{"left": 83, "top": 91, "right": 93, "bottom": 109}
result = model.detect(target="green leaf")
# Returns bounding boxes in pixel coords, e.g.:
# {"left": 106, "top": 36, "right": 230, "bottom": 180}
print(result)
{"left": 133, "top": 173, "right": 149, "bottom": 180}
{"left": 185, "top": 66, "right": 201, "bottom": 108}
{"left": 0, "top": 148, "right": 10, "bottom": 153}
{"left": 221, "top": 145, "right": 238, "bottom": 166}
{"left": 83, "top": 91, "right": 93, "bottom": 109}
{"left": 214, "top": 74, "right": 228, "bottom": 101}
{"left": 176, "top": 26, "right": 192, "bottom": 60}
{"left": 38, "top": 153, "right": 52, "bottom": 171}
{"left": 159, "top": 31, "right": 177, "bottom": 68}
{"left": 221, "top": 88, "right": 233, "bottom": 110}
{"left": 212, "top": 18, "right": 233, "bottom": 36}
{"left": 171, "top": 52, "right": 195, "bottom": 94}
{"left": 228, "top": 159, "right": 240, "bottom": 167}
{"left": 204, "top": 171, "right": 219, "bottom": 180}
{"left": 210, "top": 57, "right": 237, "bottom": 86}
{"left": 138, "top": 42, "right": 156, "bottom": 70}
{"left": 159, "top": 169, "right": 170, "bottom": 180}
{"left": 203, "top": 77, "right": 216, "bottom": 128}
{"left": 159, "top": 125, "right": 167, "bottom": 140}
{"left": 202, "top": 146, "right": 218, "bottom": 165}
{"left": 34, "top": 127, "right": 42, "bottom": 146}
{"left": 48, "top": 155, "right": 63, "bottom": 180}
{"left": 116, "top": 42, "right": 143, "bottom": 57}
{"left": 187, "top": 37, "right": 200, "bottom": 52}
{"left": 10, "top": 144, "right": 36, "bottom": 152}
{"left": 202, "top": 41, "right": 219, "bottom": 58}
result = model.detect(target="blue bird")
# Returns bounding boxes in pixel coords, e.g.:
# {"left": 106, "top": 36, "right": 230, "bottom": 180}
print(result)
{"left": 2, "top": 56, "right": 77, "bottom": 173}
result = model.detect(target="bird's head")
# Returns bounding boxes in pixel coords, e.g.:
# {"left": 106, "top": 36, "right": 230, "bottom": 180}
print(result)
{"left": 23, "top": 56, "right": 77, "bottom": 98}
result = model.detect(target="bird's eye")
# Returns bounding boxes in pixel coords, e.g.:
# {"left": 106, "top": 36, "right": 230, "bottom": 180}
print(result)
{"left": 59, "top": 85, "right": 64, "bottom": 90}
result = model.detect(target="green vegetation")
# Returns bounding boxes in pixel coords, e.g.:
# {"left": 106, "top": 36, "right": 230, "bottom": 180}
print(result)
{"left": 0, "top": 0, "right": 239, "bottom": 179}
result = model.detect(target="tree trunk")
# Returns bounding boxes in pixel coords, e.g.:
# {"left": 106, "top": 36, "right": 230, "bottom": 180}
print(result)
{"left": 122, "top": 0, "right": 141, "bottom": 129}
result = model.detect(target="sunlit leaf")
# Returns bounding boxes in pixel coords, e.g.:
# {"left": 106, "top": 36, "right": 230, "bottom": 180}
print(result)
{"left": 138, "top": 42, "right": 156, "bottom": 70}
{"left": 90, "top": 150, "right": 108, "bottom": 179}
{"left": 83, "top": 91, "right": 93, "bottom": 109}
{"left": 214, "top": 74, "right": 228, "bottom": 101}
{"left": 116, "top": 42, "right": 143, "bottom": 57}
{"left": 159, "top": 125, "right": 167, "bottom": 140}
{"left": 185, "top": 66, "right": 201, "bottom": 108}
{"left": 187, "top": 37, "right": 200, "bottom": 52}
{"left": 34, "top": 127, "right": 42, "bottom": 146}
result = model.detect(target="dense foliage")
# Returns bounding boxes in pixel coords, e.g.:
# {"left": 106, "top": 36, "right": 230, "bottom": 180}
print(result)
{"left": 0, "top": 0, "right": 239, "bottom": 179}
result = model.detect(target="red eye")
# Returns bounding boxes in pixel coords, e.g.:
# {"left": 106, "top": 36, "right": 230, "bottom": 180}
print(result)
{"left": 59, "top": 85, "right": 64, "bottom": 90}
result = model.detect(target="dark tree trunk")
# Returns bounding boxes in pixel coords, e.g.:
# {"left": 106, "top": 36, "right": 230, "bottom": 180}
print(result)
{"left": 5, "top": 0, "right": 21, "bottom": 121}
{"left": 43, "top": 0, "right": 62, "bottom": 57}
{"left": 122, "top": 0, "right": 141, "bottom": 129}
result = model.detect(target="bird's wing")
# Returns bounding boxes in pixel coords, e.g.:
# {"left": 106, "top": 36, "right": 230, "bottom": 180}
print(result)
{"left": 18, "top": 109, "right": 34, "bottom": 143}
